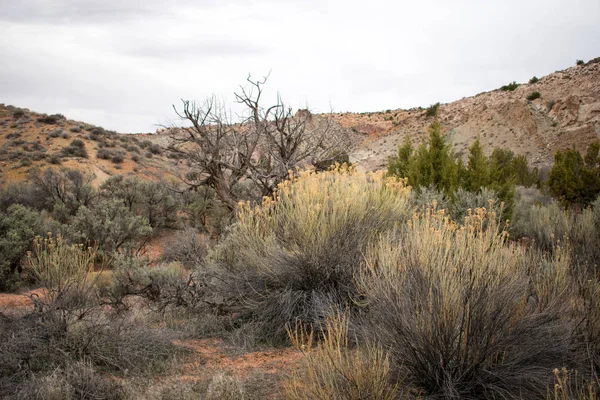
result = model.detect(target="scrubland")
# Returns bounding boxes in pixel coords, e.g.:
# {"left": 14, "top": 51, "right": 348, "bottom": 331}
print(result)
{"left": 1, "top": 163, "right": 600, "bottom": 399}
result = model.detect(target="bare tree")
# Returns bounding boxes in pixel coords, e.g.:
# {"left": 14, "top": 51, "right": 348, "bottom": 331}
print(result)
{"left": 169, "top": 96, "right": 259, "bottom": 210}
{"left": 169, "top": 75, "right": 350, "bottom": 209}
{"left": 237, "top": 75, "right": 350, "bottom": 196}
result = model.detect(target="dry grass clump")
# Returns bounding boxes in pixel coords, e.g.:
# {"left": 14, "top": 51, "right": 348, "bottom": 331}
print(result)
{"left": 16, "top": 361, "right": 124, "bottom": 400}
{"left": 548, "top": 368, "right": 598, "bottom": 400}
{"left": 512, "top": 200, "right": 572, "bottom": 250}
{"left": 26, "top": 234, "right": 100, "bottom": 315}
{"left": 284, "top": 313, "right": 400, "bottom": 400}
{"left": 512, "top": 195, "right": 600, "bottom": 269}
{"left": 205, "top": 165, "right": 411, "bottom": 343}
{"left": 0, "top": 236, "right": 182, "bottom": 397}
{"left": 160, "top": 226, "right": 210, "bottom": 268}
{"left": 358, "top": 206, "right": 576, "bottom": 399}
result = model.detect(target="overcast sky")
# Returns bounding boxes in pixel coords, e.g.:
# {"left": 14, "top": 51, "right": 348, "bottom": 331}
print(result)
{"left": 1, "top": 0, "right": 598, "bottom": 133}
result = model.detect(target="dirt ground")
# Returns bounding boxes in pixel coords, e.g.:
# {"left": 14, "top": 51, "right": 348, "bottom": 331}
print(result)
{"left": 0, "top": 290, "right": 303, "bottom": 399}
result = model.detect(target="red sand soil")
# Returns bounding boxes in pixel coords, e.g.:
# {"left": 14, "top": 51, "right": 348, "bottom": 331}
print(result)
{"left": 173, "top": 338, "right": 303, "bottom": 377}
{"left": 171, "top": 338, "right": 303, "bottom": 398}
{"left": 0, "top": 287, "right": 303, "bottom": 398}
{"left": 0, "top": 289, "right": 42, "bottom": 313}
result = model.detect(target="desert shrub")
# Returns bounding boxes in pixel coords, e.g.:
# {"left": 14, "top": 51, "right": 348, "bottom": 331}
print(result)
{"left": 91, "top": 127, "right": 106, "bottom": 136}
{"left": 127, "top": 144, "right": 140, "bottom": 153}
{"left": 0, "top": 314, "right": 69, "bottom": 397}
{"left": 132, "top": 154, "right": 140, "bottom": 162}
{"left": 205, "top": 166, "right": 411, "bottom": 343}
{"left": 112, "top": 153, "right": 125, "bottom": 164}
{"left": 0, "top": 238, "right": 100, "bottom": 394}
{"left": 409, "top": 183, "right": 449, "bottom": 211}
{"left": 70, "top": 138, "right": 84, "bottom": 148}
{"left": 575, "top": 273, "right": 600, "bottom": 381}
{"left": 0, "top": 181, "right": 40, "bottom": 211}
{"left": 37, "top": 114, "right": 65, "bottom": 124}
{"left": 284, "top": 313, "right": 399, "bottom": 400}
{"left": 528, "top": 91, "right": 541, "bottom": 101}
{"left": 69, "top": 126, "right": 81, "bottom": 133}
{"left": 577, "top": 59, "right": 585, "bottom": 66}
{"left": 16, "top": 361, "right": 124, "bottom": 400}
{"left": 425, "top": 102, "right": 440, "bottom": 117}
{"left": 529, "top": 76, "right": 540, "bottom": 84}
{"left": 140, "top": 139, "right": 153, "bottom": 149}
{"left": 511, "top": 200, "right": 571, "bottom": 250}
{"left": 501, "top": 81, "right": 520, "bottom": 91}
{"left": 3, "top": 236, "right": 180, "bottom": 378}
{"left": 358, "top": 207, "right": 576, "bottom": 399}
{"left": 450, "top": 186, "right": 498, "bottom": 222}
{"left": 149, "top": 143, "right": 162, "bottom": 154}
{"left": 512, "top": 194, "right": 600, "bottom": 269}
{"left": 20, "top": 157, "right": 32, "bottom": 167}
{"left": 12, "top": 109, "right": 25, "bottom": 119}
{"left": 28, "top": 167, "right": 95, "bottom": 218}
{"left": 48, "top": 128, "right": 64, "bottom": 138}
{"left": 6, "top": 131, "right": 22, "bottom": 139}
{"left": 178, "top": 186, "right": 233, "bottom": 234}
{"left": 0, "top": 204, "right": 45, "bottom": 290}
{"left": 60, "top": 139, "right": 88, "bottom": 158}
{"left": 145, "top": 151, "right": 153, "bottom": 158}
{"left": 30, "top": 151, "right": 46, "bottom": 161}
{"left": 99, "top": 175, "right": 179, "bottom": 229}
{"left": 26, "top": 235, "right": 101, "bottom": 320}
{"left": 569, "top": 203, "right": 600, "bottom": 269}
{"left": 171, "top": 371, "right": 274, "bottom": 400}
{"left": 67, "top": 315, "right": 180, "bottom": 374}
{"left": 97, "top": 148, "right": 113, "bottom": 159}
{"left": 70, "top": 197, "right": 153, "bottom": 254}
{"left": 107, "top": 257, "right": 203, "bottom": 313}
{"left": 0, "top": 307, "right": 177, "bottom": 398}
{"left": 161, "top": 226, "right": 210, "bottom": 268}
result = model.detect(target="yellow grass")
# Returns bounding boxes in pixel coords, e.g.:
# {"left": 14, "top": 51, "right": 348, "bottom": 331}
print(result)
{"left": 284, "top": 313, "right": 400, "bottom": 400}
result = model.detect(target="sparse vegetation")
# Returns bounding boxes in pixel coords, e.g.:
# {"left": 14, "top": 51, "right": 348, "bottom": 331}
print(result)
{"left": 1, "top": 65, "right": 600, "bottom": 398}
{"left": 48, "top": 127, "right": 65, "bottom": 138}
{"left": 527, "top": 91, "right": 541, "bottom": 101}
{"left": 529, "top": 76, "right": 540, "bottom": 84}
{"left": 425, "top": 102, "right": 440, "bottom": 117}
{"left": 60, "top": 139, "right": 88, "bottom": 158}
{"left": 501, "top": 81, "right": 520, "bottom": 91}
{"left": 548, "top": 142, "right": 600, "bottom": 207}
{"left": 12, "top": 109, "right": 25, "bottom": 119}
{"left": 97, "top": 148, "right": 113, "bottom": 159}
{"left": 577, "top": 59, "right": 585, "bottom": 65}
{"left": 37, "top": 113, "right": 66, "bottom": 124}
{"left": 48, "top": 154, "right": 61, "bottom": 164}
{"left": 112, "top": 153, "right": 125, "bottom": 164}
{"left": 149, "top": 143, "right": 162, "bottom": 154}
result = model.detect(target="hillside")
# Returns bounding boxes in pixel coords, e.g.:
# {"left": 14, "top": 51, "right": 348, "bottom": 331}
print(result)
{"left": 335, "top": 58, "right": 600, "bottom": 171}
{"left": 1, "top": 58, "right": 598, "bottom": 186}
{"left": 0, "top": 106, "right": 179, "bottom": 186}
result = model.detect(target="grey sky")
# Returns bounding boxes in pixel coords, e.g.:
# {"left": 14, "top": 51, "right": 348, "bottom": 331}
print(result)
{"left": 1, "top": 0, "right": 598, "bottom": 133}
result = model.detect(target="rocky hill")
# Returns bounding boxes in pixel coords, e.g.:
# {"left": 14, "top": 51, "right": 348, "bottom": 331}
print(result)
{"left": 1, "top": 58, "right": 598, "bottom": 186}
{"left": 0, "top": 106, "right": 179, "bottom": 186}
{"left": 334, "top": 58, "right": 600, "bottom": 172}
